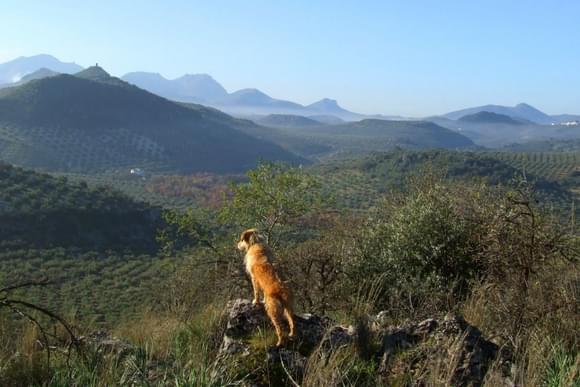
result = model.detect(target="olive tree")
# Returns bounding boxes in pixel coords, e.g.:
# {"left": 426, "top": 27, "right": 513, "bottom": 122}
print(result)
{"left": 219, "top": 161, "right": 323, "bottom": 246}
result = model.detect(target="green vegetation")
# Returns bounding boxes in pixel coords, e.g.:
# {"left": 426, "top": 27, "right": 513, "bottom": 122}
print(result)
{"left": 0, "top": 162, "right": 170, "bottom": 326}
{"left": 0, "top": 161, "right": 160, "bottom": 252}
{"left": 1, "top": 157, "right": 578, "bottom": 386}
{"left": 485, "top": 150, "right": 580, "bottom": 188}
{"left": 503, "top": 138, "right": 580, "bottom": 152}
{"left": 0, "top": 249, "right": 171, "bottom": 324}
{"left": 219, "top": 161, "right": 324, "bottom": 243}
{"left": 314, "top": 148, "right": 574, "bottom": 209}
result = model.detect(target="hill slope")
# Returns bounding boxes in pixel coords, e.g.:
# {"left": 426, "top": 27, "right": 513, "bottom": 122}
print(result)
{"left": 314, "top": 148, "right": 572, "bottom": 208}
{"left": 458, "top": 111, "right": 526, "bottom": 125}
{"left": 233, "top": 118, "right": 475, "bottom": 159}
{"left": 443, "top": 103, "right": 553, "bottom": 124}
{"left": 256, "top": 114, "right": 323, "bottom": 128}
{"left": 0, "top": 161, "right": 161, "bottom": 252}
{"left": 0, "top": 67, "right": 303, "bottom": 173}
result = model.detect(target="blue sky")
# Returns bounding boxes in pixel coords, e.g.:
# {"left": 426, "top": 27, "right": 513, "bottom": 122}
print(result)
{"left": 1, "top": 0, "right": 579, "bottom": 116}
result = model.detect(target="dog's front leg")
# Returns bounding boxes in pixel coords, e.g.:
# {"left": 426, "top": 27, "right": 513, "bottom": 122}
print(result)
{"left": 251, "top": 276, "right": 262, "bottom": 305}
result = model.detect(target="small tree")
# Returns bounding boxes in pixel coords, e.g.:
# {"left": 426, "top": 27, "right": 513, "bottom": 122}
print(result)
{"left": 219, "top": 161, "right": 323, "bottom": 246}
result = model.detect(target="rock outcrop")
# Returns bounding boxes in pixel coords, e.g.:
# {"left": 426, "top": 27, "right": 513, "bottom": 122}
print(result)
{"left": 216, "top": 299, "right": 512, "bottom": 387}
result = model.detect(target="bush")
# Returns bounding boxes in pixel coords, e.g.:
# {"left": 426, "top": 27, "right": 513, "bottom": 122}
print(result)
{"left": 346, "top": 178, "right": 490, "bottom": 318}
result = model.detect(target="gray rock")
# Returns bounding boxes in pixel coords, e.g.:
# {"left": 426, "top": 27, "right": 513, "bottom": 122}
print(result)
{"left": 318, "top": 325, "right": 357, "bottom": 354}
{"left": 219, "top": 299, "right": 333, "bottom": 357}
{"left": 377, "top": 314, "right": 511, "bottom": 387}
{"left": 217, "top": 300, "right": 511, "bottom": 387}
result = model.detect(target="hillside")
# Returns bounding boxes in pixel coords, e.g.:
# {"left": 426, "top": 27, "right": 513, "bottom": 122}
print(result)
{"left": 458, "top": 111, "right": 526, "bottom": 125}
{"left": 256, "top": 114, "right": 323, "bottom": 128}
{"left": 0, "top": 68, "right": 60, "bottom": 88}
{"left": 313, "top": 148, "right": 572, "bottom": 208}
{"left": 0, "top": 67, "right": 303, "bottom": 173}
{"left": 443, "top": 103, "right": 554, "bottom": 124}
{"left": 0, "top": 161, "right": 161, "bottom": 252}
{"left": 502, "top": 138, "right": 580, "bottom": 152}
{"left": 234, "top": 119, "right": 474, "bottom": 160}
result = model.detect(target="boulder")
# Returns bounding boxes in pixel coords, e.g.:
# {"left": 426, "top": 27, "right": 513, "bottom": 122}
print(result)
{"left": 377, "top": 313, "right": 512, "bottom": 387}
{"left": 219, "top": 299, "right": 333, "bottom": 356}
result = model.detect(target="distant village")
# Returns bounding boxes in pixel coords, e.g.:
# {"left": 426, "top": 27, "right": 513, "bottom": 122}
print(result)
{"left": 555, "top": 120, "right": 580, "bottom": 126}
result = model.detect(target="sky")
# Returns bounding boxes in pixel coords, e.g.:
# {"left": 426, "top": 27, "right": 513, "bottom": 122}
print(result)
{"left": 1, "top": 0, "right": 579, "bottom": 116}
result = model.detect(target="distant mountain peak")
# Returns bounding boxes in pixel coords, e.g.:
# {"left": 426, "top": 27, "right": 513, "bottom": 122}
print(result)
{"left": 75, "top": 66, "right": 112, "bottom": 81}
{"left": 515, "top": 102, "right": 534, "bottom": 108}
{"left": 307, "top": 98, "right": 350, "bottom": 115}
{"left": 126, "top": 71, "right": 166, "bottom": 79}
{"left": 177, "top": 73, "right": 215, "bottom": 81}
{"left": 311, "top": 98, "right": 339, "bottom": 107}
{"left": 233, "top": 88, "right": 266, "bottom": 95}
{"left": 0, "top": 54, "right": 83, "bottom": 84}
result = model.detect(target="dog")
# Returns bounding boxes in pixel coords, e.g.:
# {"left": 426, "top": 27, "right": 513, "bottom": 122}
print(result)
{"left": 237, "top": 228, "right": 295, "bottom": 346}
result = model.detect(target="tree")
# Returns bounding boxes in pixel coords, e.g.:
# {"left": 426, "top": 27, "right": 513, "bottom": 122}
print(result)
{"left": 219, "top": 161, "right": 323, "bottom": 245}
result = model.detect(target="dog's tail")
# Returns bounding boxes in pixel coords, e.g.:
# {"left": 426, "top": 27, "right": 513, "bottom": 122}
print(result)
{"left": 278, "top": 286, "right": 293, "bottom": 308}
{"left": 278, "top": 287, "right": 295, "bottom": 337}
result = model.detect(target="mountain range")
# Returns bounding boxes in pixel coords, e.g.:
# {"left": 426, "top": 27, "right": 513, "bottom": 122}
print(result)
{"left": 0, "top": 55, "right": 361, "bottom": 121}
{"left": 2, "top": 55, "right": 579, "bottom": 125}
{"left": 121, "top": 74, "right": 363, "bottom": 120}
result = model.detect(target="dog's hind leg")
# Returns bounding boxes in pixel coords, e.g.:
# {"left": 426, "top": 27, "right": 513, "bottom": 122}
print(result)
{"left": 265, "top": 298, "right": 285, "bottom": 346}
{"left": 283, "top": 307, "right": 295, "bottom": 338}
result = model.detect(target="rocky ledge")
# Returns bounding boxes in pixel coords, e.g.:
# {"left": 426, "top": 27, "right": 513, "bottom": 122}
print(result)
{"left": 216, "top": 299, "right": 513, "bottom": 386}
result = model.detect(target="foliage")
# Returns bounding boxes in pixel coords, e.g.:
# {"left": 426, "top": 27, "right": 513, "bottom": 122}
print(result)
{"left": 220, "top": 161, "right": 324, "bottom": 244}
{"left": 145, "top": 173, "right": 240, "bottom": 209}
{"left": 345, "top": 178, "right": 489, "bottom": 317}
{"left": 313, "top": 148, "right": 575, "bottom": 210}
{"left": 0, "top": 248, "right": 172, "bottom": 325}
{"left": 1, "top": 156, "right": 579, "bottom": 385}
{"left": 0, "top": 161, "right": 161, "bottom": 252}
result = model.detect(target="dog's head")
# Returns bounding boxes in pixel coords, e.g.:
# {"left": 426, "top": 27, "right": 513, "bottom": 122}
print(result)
{"left": 237, "top": 229, "right": 264, "bottom": 251}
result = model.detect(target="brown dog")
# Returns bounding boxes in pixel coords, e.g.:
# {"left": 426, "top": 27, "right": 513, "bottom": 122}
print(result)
{"left": 237, "top": 229, "right": 295, "bottom": 346}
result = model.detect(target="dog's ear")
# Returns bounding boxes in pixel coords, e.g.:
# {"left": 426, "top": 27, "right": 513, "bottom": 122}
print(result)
{"left": 245, "top": 230, "right": 264, "bottom": 245}
{"left": 248, "top": 232, "right": 261, "bottom": 245}
{"left": 241, "top": 229, "right": 255, "bottom": 242}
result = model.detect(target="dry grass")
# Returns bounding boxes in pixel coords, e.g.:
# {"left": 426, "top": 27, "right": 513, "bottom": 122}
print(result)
{"left": 114, "top": 309, "right": 182, "bottom": 359}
